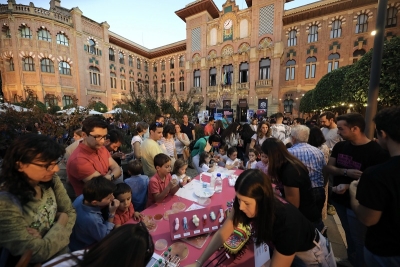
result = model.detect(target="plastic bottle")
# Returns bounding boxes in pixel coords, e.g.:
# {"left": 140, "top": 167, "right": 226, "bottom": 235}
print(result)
{"left": 214, "top": 173, "right": 222, "bottom": 193}
{"left": 210, "top": 173, "right": 216, "bottom": 189}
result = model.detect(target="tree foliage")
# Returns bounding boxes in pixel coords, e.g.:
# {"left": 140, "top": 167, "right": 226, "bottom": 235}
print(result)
{"left": 344, "top": 36, "right": 400, "bottom": 109}
{"left": 299, "top": 89, "right": 315, "bottom": 113}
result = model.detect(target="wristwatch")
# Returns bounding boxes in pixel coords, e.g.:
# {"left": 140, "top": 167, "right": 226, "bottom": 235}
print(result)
{"left": 343, "top": 169, "right": 348, "bottom": 177}
{"left": 108, "top": 213, "right": 115, "bottom": 218}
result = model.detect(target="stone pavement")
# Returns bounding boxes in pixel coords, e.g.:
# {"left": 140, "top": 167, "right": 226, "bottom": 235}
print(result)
{"left": 58, "top": 162, "right": 351, "bottom": 266}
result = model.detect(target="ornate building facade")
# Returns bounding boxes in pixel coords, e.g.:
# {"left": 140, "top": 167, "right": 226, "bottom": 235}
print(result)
{"left": 0, "top": 0, "right": 399, "bottom": 119}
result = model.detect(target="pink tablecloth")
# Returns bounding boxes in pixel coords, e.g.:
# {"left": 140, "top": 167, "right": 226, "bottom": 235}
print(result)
{"left": 128, "top": 170, "right": 260, "bottom": 266}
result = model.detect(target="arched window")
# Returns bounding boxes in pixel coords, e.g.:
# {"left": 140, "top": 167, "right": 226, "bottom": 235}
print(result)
{"left": 170, "top": 78, "right": 175, "bottom": 92}
{"left": 137, "top": 58, "right": 141, "bottom": 69}
{"left": 308, "top": 25, "right": 318, "bottom": 43}
{"left": 23, "top": 57, "right": 35, "bottom": 71}
{"left": 179, "top": 56, "right": 184, "bottom": 68}
{"left": 40, "top": 58, "right": 54, "bottom": 73}
{"left": 89, "top": 66, "right": 100, "bottom": 85}
{"left": 153, "top": 63, "right": 158, "bottom": 72}
{"left": 305, "top": 57, "right": 317, "bottom": 79}
{"left": 20, "top": 26, "right": 32, "bottom": 39}
{"left": 153, "top": 81, "right": 158, "bottom": 93}
{"left": 144, "top": 61, "right": 148, "bottom": 72}
{"left": 288, "top": 30, "right": 297, "bottom": 46}
{"left": 89, "top": 39, "right": 96, "bottom": 55}
{"left": 45, "top": 94, "right": 58, "bottom": 107}
{"left": 129, "top": 56, "right": 133, "bottom": 67}
{"left": 179, "top": 77, "right": 184, "bottom": 92}
{"left": 352, "top": 49, "right": 366, "bottom": 63}
{"left": 284, "top": 99, "right": 294, "bottom": 114}
{"left": 209, "top": 67, "right": 217, "bottom": 86}
{"left": 170, "top": 58, "right": 174, "bottom": 69}
{"left": 386, "top": 7, "right": 398, "bottom": 27}
{"left": 56, "top": 33, "right": 69, "bottom": 46}
{"left": 328, "top": 53, "right": 340, "bottom": 72}
{"left": 62, "top": 95, "right": 73, "bottom": 107}
{"left": 330, "top": 20, "right": 342, "bottom": 38}
{"left": 259, "top": 58, "right": 271, "bottom": 80}
{"left": 356, "top": 14, "right": 368, "bottom": 33}
{"left": 109, "top": 48, "right": 115, "bottom": 61}
{"left": 285, "top": 60, "right": 296, "bottom": 81}
{"left": 161, "top": 79, "right": 166, "bottom": 93}
{"left": 59, "top": 61, "right": 71, "bottom": 75}
{"left": 239, "top": 62, "right": 249, "bottom": 83}
{"left": 119, "top": 52, "right": 124, "bottom": 64}
{"left": 129, "top": 77, "right": 134, "bottom": 91}
{"left": 120, "top": 75, "right": 126, "bottom": 90}
{"left": 8, "top": 58, "right": 14, "bottom": 71}
{"left": 110, "top": 72, "right": 117, "bottom": 89}
{"left": 38, "top": 29, "right": 51, "bottom": 41}
{"left": 161, "top": 60, "right": 166, "bottom": 71}
{"left": 194, "top": 70, "right": 201, "bottom": 87}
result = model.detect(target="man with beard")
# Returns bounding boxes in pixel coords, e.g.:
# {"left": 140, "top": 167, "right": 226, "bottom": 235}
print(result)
{"left": 323, "top": 113, "right": 389, "bottom": 267}
{"left": 67, "top": 117, "right": 121, "bottom": 197}
{"left": 319, "top": 111, "right": 342, "bottom": 151}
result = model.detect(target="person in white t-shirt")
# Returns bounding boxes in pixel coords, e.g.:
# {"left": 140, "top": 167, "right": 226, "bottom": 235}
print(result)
{"left": 319, "top": 111, "right": 342, "bottom": 151}
{"left": 225, "top": 147, "right": 244, "bottom": 170}
{"left": 199, "top": 151, "right": 216, "bottom": 173}
{"left": 131, "top": 122, "right": 148, "bottom": 160}
{"left": 245, "top": 148, "right": 259, "bottom": 169}
{"left": 249, "top": 121, "right": 271, "bottom": 151}
{"left": 270, "top": 112, "right": 291, "bottom": 144}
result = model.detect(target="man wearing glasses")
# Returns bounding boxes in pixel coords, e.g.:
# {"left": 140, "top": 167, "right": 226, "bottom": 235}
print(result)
{"left": 67, "top": 117, "right": 121, "bottom": 197}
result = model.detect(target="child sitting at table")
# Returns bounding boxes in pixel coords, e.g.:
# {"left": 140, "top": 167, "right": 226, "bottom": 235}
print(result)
{"left": 214, "top": 144, "right": 228, "bottom": 167}
{"left": 225, "top": 147, "right": 244, "bottom": 170}
{"left": 246, "top": 148, "right": 259, "bottom": 170}
{"left": 199, "top": 151, "right": 216, "bottom": 173}
{"left": 124, "top": 159, "right": 149, "bottom": 212}
{"left": 255, "top": 152, "right": 269, "bottom": 175}
{"left": 147, "top": 153, "right": 180, "bottom": 207}
{"left": 171, "top": 159, "right": 192, "bottom": 185}
{"left": 70, "top": 176, "right": 119, "bottom": 251}
{"left": 113, "top": 183, "right": 143, "bottom": 227}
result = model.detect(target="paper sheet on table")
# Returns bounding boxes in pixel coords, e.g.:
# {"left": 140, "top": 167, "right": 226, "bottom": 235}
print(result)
{"left": 185, "top": 203, "right": 206, "bottom": 211}
{"left": 175, "top": 179, "right": 207, "bottom": 202}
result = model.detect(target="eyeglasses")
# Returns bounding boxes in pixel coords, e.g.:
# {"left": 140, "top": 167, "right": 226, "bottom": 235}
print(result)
{"left": 88, "top": 134, "right": 109, "bottom": 141}
{"left": 30, "top": 158, "right": 62, "bottom": 171}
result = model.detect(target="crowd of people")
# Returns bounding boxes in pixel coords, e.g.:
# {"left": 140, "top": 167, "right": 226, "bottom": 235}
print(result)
{"left": 0, "top": 106, "right": 399, "bottom": 267}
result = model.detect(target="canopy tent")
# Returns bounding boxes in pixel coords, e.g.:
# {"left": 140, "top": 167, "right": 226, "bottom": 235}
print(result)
{"left": 56, "top": 106, "right": 86, "bottom": 115}
{"left": 105, "top": 108, "right": 133, "bottom": 114}
{"left": 0, "top": 103, "right": 29, "bottom": 112}
{"left": 88, "top": 109, "right": 103, "bottom": 115}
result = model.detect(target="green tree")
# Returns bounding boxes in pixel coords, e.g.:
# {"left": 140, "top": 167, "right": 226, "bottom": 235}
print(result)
{"left": 89, "top": 101, "right": 108, "bottom": 113}
{"left": 313, "top": 65, "right": 352, "bottom": 110}
{"left": 344, "top": 36, "right": 400, "bottom": 110}
{"left": 299, "top": 89, "right": 315, "bottom": 113}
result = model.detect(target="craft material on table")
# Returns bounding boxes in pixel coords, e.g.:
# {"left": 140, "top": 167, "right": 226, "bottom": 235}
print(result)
{"left": 170, "top": 242, "right": 189, "bottom": 260}
{"left": 182, "top": 233, "right": 211, "bottom": 249}
{"left": 164, "top": 209, "right": 175, "bottom": 221}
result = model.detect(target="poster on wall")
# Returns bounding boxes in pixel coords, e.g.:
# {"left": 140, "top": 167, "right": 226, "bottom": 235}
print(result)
{"left": 247, "top": 109, "right": 254, "bottom": 122}
{"left": 216, "top": 109, "right": 234, "bottom": 123}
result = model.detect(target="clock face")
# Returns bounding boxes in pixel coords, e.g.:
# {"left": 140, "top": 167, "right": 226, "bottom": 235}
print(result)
{"left": 224, "top": 19, "right": 233, "bottom": 30}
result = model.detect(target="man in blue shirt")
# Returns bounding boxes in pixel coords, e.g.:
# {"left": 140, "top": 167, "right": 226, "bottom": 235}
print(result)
{"left": 69, "top": 176, "right": 119, "bottom": 251}
{"left": 288, "top": 125, "right": 326, "bottom": 215}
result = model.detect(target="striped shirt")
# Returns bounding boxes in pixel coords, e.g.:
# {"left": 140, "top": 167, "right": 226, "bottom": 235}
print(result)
{"left": 288, "top": 143, "right": 326, "bottom": 188}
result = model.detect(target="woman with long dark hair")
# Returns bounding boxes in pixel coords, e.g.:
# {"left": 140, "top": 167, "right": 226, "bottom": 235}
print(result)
{"left": 221, "top": 122, "right": 240, "bottom": 148}
{"left": 0, "top": 134, "right": 76, "bottom": 265}
{"left": 249, "top": 121, "right": 271, "bottom": 151}
{"left": 261, "top": 138, "right": 323, "bottom": 231}
{"left": 43, "top": 223, "right": 154, "bottom": 267}
{"left": 186, "top": 169, "right": 335, "bottom": 267}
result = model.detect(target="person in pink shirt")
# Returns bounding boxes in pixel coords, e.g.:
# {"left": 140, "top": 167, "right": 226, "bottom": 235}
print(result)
{"left": 147, "top": 154, "right": 180, "bottom": 207}
{"left": 204, "top": 116, "right": 215, "bottom": 136}
{"left": 113, "top": 183, "right": 142, "bottom": 227}
{"left": 67, "top": 117, "right": 121, "bottom": 197}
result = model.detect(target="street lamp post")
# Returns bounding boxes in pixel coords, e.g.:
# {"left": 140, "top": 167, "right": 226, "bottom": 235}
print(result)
{"left": 365, "top": 0, "right": 388, "bottom": 139}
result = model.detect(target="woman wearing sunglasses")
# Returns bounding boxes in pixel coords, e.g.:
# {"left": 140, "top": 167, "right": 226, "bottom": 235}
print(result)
{"left": 0, "top": 134, "right": 76, "bottom": 266}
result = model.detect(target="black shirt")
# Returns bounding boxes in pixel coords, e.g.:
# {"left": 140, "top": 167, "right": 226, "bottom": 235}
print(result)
{"left": 356, "top": 156, "right": 400, "bottom": 257}
{"left": 331, "top": 140, "right": 389, "bottom": 208}
{"left": 279, "top": 161, "right": 320, "bottom": 223}
{"left": 272, "top": 199, "right": 316, "bottom": 255}
{"left": 181, "top": 122, "right": 195, "bottom": 140}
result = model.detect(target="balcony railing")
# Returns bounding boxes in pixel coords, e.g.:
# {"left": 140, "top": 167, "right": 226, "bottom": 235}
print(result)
{"left": 1, "top": 4, "right": 72, "bottom": 25}
{"left": 236, "top": 82, "right": 249, "bottom": 90}
{"left": 190, "top": 87, "right": 202, "bottom": 95}
{"left": 207, "top": 86, "right": 218, "bottom": 93}
{"left": 255, "top": 79, "right": 273, "bottom": 87}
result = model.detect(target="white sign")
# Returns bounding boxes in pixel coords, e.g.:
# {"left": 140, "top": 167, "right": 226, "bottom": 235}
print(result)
{"left": 174, "top": 234, "right": 182, "bottom": 239}
{"left": 194, "top": 230, "right": 201, "bottom": 234}
{"left": 212, "top": 226, "right": 218, "bottom": 230}
{"left": 203, "top": 228, "right": 210, "bottom": 232}
{"left": 183, "top": 232, "right": 191, "bottom": 237}
{"left": 254, "top": 242, "right": 270, "bottom": 267}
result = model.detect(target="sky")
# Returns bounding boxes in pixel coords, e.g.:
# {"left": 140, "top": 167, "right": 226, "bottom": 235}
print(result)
{"left": 11, "top": 0, "right": 318, "bottom": 49}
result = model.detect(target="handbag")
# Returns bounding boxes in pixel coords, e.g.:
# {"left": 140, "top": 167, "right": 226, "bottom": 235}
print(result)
{"left": 183, "top": 146, "right": 190, "bottom": 160}
{"left": 223, "top": 223, "right": 251, "bottom": 254}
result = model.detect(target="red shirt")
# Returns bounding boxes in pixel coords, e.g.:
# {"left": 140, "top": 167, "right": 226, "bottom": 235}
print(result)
{"left": 114, "top": 202, "right": 135, "bottom": 226}
{"left": 204, "top": 123, "right": 214, "bottom": 136}
{"left": 67, "top": 143, "right": 110, "bottom": 196}
{"left": 147, "top": 172, "right": 172, "bottom": 207}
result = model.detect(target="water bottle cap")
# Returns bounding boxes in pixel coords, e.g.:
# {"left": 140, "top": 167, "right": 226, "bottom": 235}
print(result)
{"left": 217, "top": 173, "right": 221, "bottom": 177}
